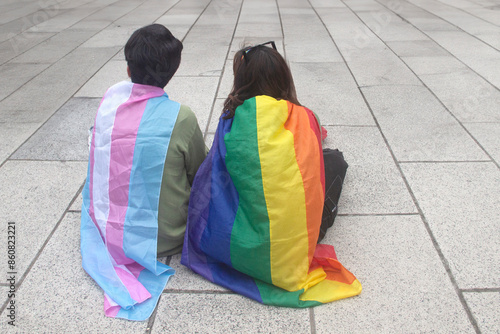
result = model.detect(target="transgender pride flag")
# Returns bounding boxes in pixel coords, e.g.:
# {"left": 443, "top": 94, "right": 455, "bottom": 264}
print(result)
{"left": 81, "top": 81, "right": 177, "bottom": 320}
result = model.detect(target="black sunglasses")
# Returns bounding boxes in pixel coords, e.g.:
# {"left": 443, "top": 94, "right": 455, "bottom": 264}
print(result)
{"left": 242, "top": 41, "right": 277, "bottom": 61}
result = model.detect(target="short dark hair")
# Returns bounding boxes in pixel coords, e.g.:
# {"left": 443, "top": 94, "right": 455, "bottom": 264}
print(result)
{"left": 124, "top": 24, "right": 183, "bottom": 88}
{"left": 223, "top": 44, "right": 300, "bottom": 118}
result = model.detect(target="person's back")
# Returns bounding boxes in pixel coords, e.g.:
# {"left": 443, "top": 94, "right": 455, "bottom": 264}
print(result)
{"left": 81, "top": 24, "right": 206, "bottom": 320}
{"left": 182, "top": 42, "right": 361, "bottom": 307}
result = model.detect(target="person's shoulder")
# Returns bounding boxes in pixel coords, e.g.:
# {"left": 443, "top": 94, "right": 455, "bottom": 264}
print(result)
{"left": 175, "top": 104, "right": 199, "bottom": 124}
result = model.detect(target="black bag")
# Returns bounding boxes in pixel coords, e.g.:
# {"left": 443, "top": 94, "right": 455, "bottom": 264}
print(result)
{"left": 318, "top": 148, "right": 348, "bottom": 243}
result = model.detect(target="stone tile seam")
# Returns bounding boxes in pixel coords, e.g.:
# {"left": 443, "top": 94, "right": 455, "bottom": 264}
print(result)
{"left": 0, "top": 182, "right": 85, "bottom": 316}
{"left": 162, "top": 289, "right": 235, "bottom": 295}
{"left": 322, "top": 124, "right": 377, "bottom": 127}
{"left": 432, "top": 0, "right": 500, "bottom": 28}
{"left": 335, "top": 3, "right": 483, "bottom": 332}
{"left": 309, "top": 307, "right": 316, "bottom": 334}
{"left": 337, "top": 212, "right": 419, "bottom": 216}
{"left": 202, "top": 0, "right": 245, "bottom": 139}
{"left": 374, "top": 0, "right": 500, "bottom": 94}
{"left": 461, "top": 288, "right": 500, "bottom": 293}
{"left": 275, "top": 0, "right": 287, "bottom": 61}
{"left": 0, "top": 0, "right": 125, "bottom": 68}
{"left": 398, "top": 160, "right": 494, "bottom": 164}
{"left": 0, "top": 0, "right": 90, "bottom": 41}
{"left": 405, "top": 0, "right": 500, "bottom": 51}
{"left": 8, "top": 158, "right": 89, "bottom": 162}
{"left": 352, "top": 0, "right": 500, "bottom": 171}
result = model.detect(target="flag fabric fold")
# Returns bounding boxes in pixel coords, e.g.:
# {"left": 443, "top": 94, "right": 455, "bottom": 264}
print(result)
{"left": 81, "top": 81, "right": 177, "bottom": 320}
{"left": 182, "top": 95, "right": 361, "bottom": 307}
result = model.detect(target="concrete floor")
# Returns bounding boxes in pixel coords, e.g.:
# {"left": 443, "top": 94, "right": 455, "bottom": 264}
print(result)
{"left": 0, "top": 0, "right": 499, "bottom": 333}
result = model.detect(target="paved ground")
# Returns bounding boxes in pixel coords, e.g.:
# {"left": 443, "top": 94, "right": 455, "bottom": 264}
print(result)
{"left": 0, "top": 0, "right": 499, "bottom": 332}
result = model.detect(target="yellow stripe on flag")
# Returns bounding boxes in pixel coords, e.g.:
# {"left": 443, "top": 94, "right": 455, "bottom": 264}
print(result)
{"left": 255, "top": 96, "right": 310, "bottom": 291}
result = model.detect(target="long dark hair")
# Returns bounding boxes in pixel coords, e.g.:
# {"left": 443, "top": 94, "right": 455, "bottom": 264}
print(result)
{"left": 223, "top": 44, "right": 300, "bottom": 118}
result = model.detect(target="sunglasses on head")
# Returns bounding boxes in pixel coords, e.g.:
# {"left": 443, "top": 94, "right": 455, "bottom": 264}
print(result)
{"left": 242, "top": 41, "right": 277, "bottom": 61}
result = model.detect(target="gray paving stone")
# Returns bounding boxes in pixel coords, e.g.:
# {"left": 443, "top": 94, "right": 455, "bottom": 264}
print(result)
{"left": 407, "top": 0, "right": 500, "bottom": 49}
{"left": 175, "top": 39, "right": 229, "bottom": 76}
{"left": 0, "top": 46, "right": 118, "bottom": 118}
{"left": 216, "top": 60, "right": 233, "bottom": 99}
{"left": 387, "top": 40, "right": 449, "bottom": 57}
{"left": 309, "top": 0, "right": 346, "bottom": 8}
{"left": 10, "top": 29, "right": 97, "bottom": 63}
{"left": 194, "top": 0, "right": 242, "bottom": 26}
{"left": 417, "top": 70, "right": 500, "bottom": 123}
{"left": 72, "top": 0, "right": 143, "bottom": 29}
{"left": 0, "top": 122, "right": 40, "bottom": 165}
{"left": 0, "top": 32, "right": 55, "bottom": 65}
{"left": 26, "top": 6, "right": 100, "bottom": 33}
{"left": 166, "top": 254, "right": 228, "bottom": 292}
{"left": 167, "top": 76, "right": 219, "bottom": 133}
{"left": 12, "top": 97, "right": 100, "bottom": 161}
{"left": 0, "top": 63, "right": 49, "bottom": 101}
{"left": 0, "top": 1, "right": 58, "bottom": 26}
{"left": 342, "top": 47, "right": 422, "bottom": 86}
{"left": 75, "top": 60, "right": 128, "bottom": 97}
{"left": 155, "top": 0, "right": 210, "bottom": 40}
{"left": 316, "top": 215, "right": 474, "bottom": 333}
{"left": 70, "top": 189, "right": 83, "bottom": 211}
{"left": 465, "top": 123, "right": 500, "bottom": 165}
{"left": 205, "top": 132, "right": 215, "bottom": 149}
{"left": 323, "top": 126, "right": 416, "bottom": 214}
{"left": 403, "top": 16, "right": 458, "bottom": 31}
{"left": 208, "top": 98, "right": 225, "bottom": 133}
{"left": 0, "top": 31, "right": 54, "bottom": 64}
{"left": 290, "top": 62, "right": 375, "bottom": 126}
{"left": 228, "top": 37, "right": 284, "bottom": 60}
{"left": 79, "top": 24, "right": 138, "bottom": 48}
{"left": 113, "top": 0, "right": 178, "bottom": 27}
{"left": 278, "top": 6, "right": 343, "bottom": 63}
{"left": 401, "top": 162, "right": 500, "bottom": 289}
{"left": 346, "top": 4, "right": 429, "bottom": 42}
{"left": 463, "top": 292, "right": 500, "bottom": 334}
{"left": 234, "top": 22, "right": 282, "bottom": 38}
{"left": 0, "top": 161, "right": 87, "bottom": 283}
{"left": 402, "top": 56, "right": 465, "bottom": 75}
{"left": 423, "top": 30, "right": 500, "bottom": 88}
{"left": 153, "top": 293, "right": 310, "bottom": 333}
{"left": 361, "top": 85, "right": 488, "bottom": 161}
{"left": 0, "top": 213, "right": 147, "bottom": 333}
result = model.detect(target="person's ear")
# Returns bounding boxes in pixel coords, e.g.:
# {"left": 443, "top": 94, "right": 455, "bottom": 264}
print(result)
{"left": 127, "top": 66, "right": 131, "bottom": 78}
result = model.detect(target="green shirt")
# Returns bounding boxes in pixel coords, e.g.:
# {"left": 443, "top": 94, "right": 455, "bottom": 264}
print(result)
{"left": 157, "top": 105, "right": 207, "bottom": 257}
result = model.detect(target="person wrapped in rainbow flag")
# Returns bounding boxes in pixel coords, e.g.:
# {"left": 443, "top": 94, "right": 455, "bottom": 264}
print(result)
{"left": 182, "top": 42, "right": 362, "bottom": 307}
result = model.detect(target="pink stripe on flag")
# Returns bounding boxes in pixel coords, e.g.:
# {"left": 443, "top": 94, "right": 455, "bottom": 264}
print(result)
{"left": 115, "top": 267, "right": 151, "bottom": 303}
{"left": 104, "top": 294, "right": 120, "bottom": 318}
{"left": 105, "top": 84, "right": 166, "bottom": 265}
{"left": 106, "top": 99, "right": 147, "bottom": 265}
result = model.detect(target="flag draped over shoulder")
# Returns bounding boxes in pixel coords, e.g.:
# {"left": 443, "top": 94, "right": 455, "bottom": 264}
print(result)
{"left": 81, "top": 81, "right": 177, "bottom": 320}
{"left": 182, "top": 95, "right": 362, "bottom": 307}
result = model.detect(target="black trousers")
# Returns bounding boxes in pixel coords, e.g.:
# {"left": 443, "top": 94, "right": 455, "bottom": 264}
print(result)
{"left": 318, "top": 148, "right": 348, "bottom": 243}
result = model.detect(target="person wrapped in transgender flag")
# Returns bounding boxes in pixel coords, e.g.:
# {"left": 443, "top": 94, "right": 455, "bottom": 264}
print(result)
{"left": 80, "top": 81, "right": 176, "bottom": 320}
{"left": 182, "top": 95, "right": 362, "bottom": 307}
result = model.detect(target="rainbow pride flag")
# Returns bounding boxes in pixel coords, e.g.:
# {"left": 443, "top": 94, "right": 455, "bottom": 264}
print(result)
{"left": 81, "top": 81, "right": 176, "bottom": 320}
{"left": 182, "top": 95, "right": 361, "bottom": 307}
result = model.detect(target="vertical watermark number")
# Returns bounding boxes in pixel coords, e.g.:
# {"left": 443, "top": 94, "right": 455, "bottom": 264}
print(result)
{"left": 7, "top": 221, "right": 16, "bottom": 326}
